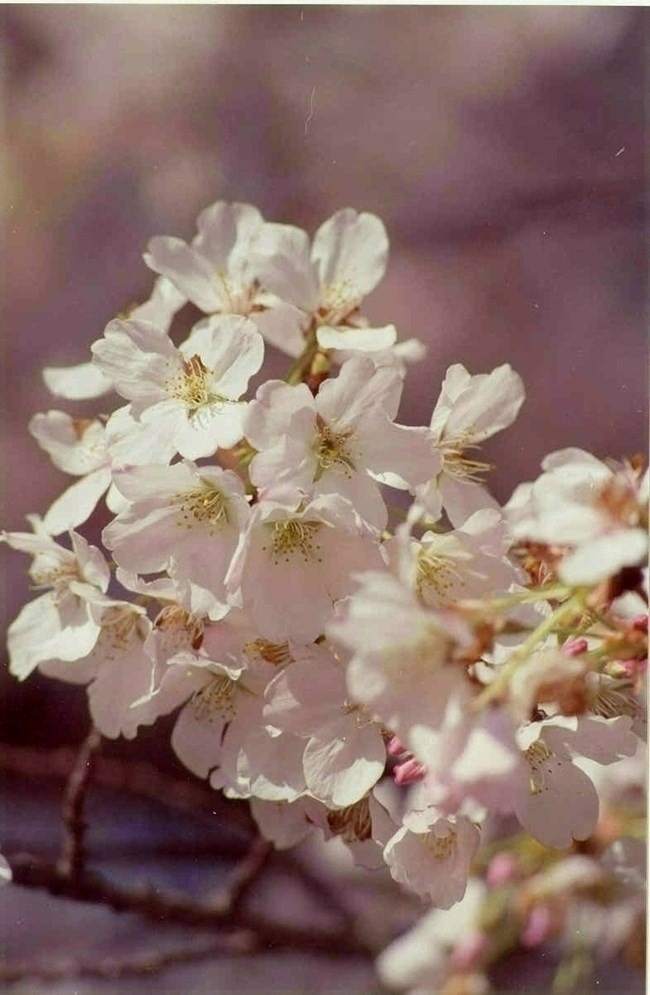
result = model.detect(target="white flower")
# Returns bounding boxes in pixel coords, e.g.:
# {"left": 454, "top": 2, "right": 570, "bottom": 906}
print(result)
{"left": 103, "top": 461, "right": 250, "bottom": 619}
{"left": 417, "top": 363, "right": 525, "bottom": 526}
{"left": 263, "top": 642, "right": 386, "bottom": 807}
{"left": 506, "top": 449, "right": 648, "bottom": 585}
{"left": 2, "top": 528, "right": 110, "bottom": 680}
{"left": 226, "top": 494, "right": 384, "bottom": 643}
{"left": 0, "top": 854, "right": 10, "bottom": 887}
{"left": 145, "top": 200, "right": 304, "bottom": 350}
{"left": 244, "top": 356, "right": 437, "bottom": 528}
{"left": 391, "top": 506, "right": 526, "bottom": 608}
{"left": 91, "top": 315, "right": 264, "bottom": 460}
{"left": 42, "top": 276, "right": 185, "bottom": 400}
{"left": 406, "top": 695, "right": 527, "bottom": 818}
{"left": 40, "top": 602, "right": 154, "bottom": 740}
{"left": 29, "top": 411, "right": 126, "bottom": 534}
{"left": 253, "top": 208, "right": 396, "bottom": 355}
{"left": 377, "top": 880, "right": 486, "bottom": 994}
{"left": 384, "top": 813, "right": 481, "bottom": 907}
{"left": 327, "top": 570, "right": 472, "bottom": 751}
{"left": 514, "top": 714, "right": 637, "bottom": 848}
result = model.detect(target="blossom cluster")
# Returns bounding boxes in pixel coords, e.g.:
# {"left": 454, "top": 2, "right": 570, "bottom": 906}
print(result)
{"left": 2, "top": 202, "right": 647, "bottom": 980}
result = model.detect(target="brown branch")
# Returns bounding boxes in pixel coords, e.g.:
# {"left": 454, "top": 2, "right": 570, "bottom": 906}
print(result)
{"left": 57, "top": 726, "right": 102, "bottom": 880}
{"left": 214, "top": 835, "right": 272, "bottom": 917}
{"left": 0, "top": 933, "right": 255, "bottom": 984}
{"left": 0, "top": 741, "right": 253, "bottom": 834}
{"left": 6, "top": 852, "right": 374, "bottom": 957}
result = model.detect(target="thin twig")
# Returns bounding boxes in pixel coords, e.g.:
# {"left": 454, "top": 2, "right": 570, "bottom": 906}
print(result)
{"left": 0, "top": 933, "right": 256, "bottom": 983}
{"left": 214, "top": 835, "right": 273, "bottom": 916}
{"left": 6, "top": 852, "right": 374, "bottom": 957}
{"left": 0, "top": 741, "right": 253, "bottom": 834}
{"left": 57, "top": 726, "right": 102, "bottom": 880}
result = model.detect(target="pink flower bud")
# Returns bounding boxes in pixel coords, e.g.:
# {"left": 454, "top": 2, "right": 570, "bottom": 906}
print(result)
{"left": 450, "top": 930, "right": 489, "bottom": 971}
{"left": 387, "top": 735, "right": 407, "bottom": 758}
{"left": 521, "top": 904, "right": 554, "bottom": 948}
{"left": 563, "top": 637, "right": 588, "bottom": 657}
{"left": 486, "top": 852, "right": 518, "bottom": 887}
{"left": 393, "top": 757, "right": 426, "bottom": 785}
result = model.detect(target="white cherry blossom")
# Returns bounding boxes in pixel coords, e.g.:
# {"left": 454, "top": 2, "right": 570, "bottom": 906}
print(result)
{"left": 263, "top": 642, "right": 386, "bottom": 807}
{"left": 384, "top": 812, "right": 481, "bottom": 907}
{"left": 244, "top": 356, "right": 437, "bottom": 528}
{"left": 2, "top": 528, "right": 110, "bottom": 680}
{"left": 42, "top": 276, "right": 185, "bottom": 400}
{"left": 91, "top": 314, "right": 264, "bottom": 460}
{"left": 417, "top": 363, "right": 525, "bottom": 526}
{"left": 29, "top": 411, "right": 126, "bottom": 534}
{"left": 145, "top": 200, "right": 304, "bottom": 351}
{"left": 506, "top": 449, "right": 648, "bottom": 585}
{"left": 252, "top": 208, "right": 396, "bottom": 355}
{"left": 103, "top": 461, "right": 250, "bottom": 619}
{"left": 226, "top": 494, "right": 384, "bottom": 643}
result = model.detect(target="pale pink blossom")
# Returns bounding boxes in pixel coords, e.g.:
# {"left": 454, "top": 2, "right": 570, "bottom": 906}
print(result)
{"left": 29, "top": 411, "right": 126, "bottom": 534}
{"left": 252, "top": 208, "right": 396, "bottom": 355}
{"left": 417, "top": 363, "right": 525, "bottom": 526}
{"left": 244, "top": 357, "right": 437, "bottom": 528}
{"left": 103, "top": 461, "right": 250, "bottom": 619}
{"left": 2, "top": 528, "right": 110, "bottom": 680}
{"left": 91, "top": 314, "right": 264, "bottom": 460}
{"left": 263, "top": 642, "right": 386, "bottom": 807}
{"left": 226, "top": 494, "right": 383, "bottom": 643}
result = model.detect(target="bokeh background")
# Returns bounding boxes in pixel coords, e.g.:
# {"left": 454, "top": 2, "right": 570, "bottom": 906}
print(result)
{"left": 0, "top": 6, "right": 647, "bottom": 992}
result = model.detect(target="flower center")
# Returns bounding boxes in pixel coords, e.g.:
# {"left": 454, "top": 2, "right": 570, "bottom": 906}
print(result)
{"left": 243, "top": 639, "right": 293, "bottom": 667}
{"left": 525, "top": 740, "right": 554, "bottom": 796}
{"left": 154, "top": 604, "right": 204, "bottom": 651}
{"left": 416, "top": 550, "right": 464, "bottom": 601}
{"left": 326, "top": 796, "right": 372, "bottom": 842}
{"left": 440, "top": 433, "right": 493, "bottom": 483}
{"left": 192, "top": 674, "right": 236, "bottom": 721}
{"left": 314, "top": 419, "right": 356, "bottom": 480}
{"left": 262, "top": 520, "right": 324, "bottom": 565}
{"left": 214, "top": 272, "right": 264, "bottom": 316}
{"left": 317, "top": 280, "right": 362, "bottom": 327}
{"left": 172, "top": 483, "right": 229, "bottom": 535}
{"left": 425, "top": 827, "right": 457, "bottom": 861}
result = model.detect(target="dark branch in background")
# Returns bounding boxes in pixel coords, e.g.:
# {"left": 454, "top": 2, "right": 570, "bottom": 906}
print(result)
{"left": 0, "top": 740, "right": 252, "bottom": 832}
{"left": 57, "top": 726, "right": 102, "bottom": 880}
{"left": 5, "top": 852, "right": 373, "bottom": 958}
{"left": 1, "top": 739, "right": 376, "bottom": 981}
{"left": 0, "top": 934, "right": 255, "bottom": 984}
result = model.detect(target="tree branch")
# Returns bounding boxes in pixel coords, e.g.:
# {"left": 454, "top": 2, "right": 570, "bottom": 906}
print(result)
{"left": 6, "top": 852, "right": 374, "bottom": 957}
{"left": 57, "top": 726, "right": 102, "bottom": 880}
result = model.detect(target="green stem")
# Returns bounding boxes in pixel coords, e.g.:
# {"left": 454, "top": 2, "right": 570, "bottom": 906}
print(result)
{"left": 475, "top": 592, "right": 585, "bottom": 707}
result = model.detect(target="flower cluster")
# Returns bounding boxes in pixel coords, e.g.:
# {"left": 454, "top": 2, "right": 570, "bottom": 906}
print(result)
{"left": 2, "top": 201, "right": 647, "bottom": 984}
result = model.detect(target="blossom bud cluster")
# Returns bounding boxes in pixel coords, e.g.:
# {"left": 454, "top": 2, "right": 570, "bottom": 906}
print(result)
{"left": 2, "top": 203, "right": 647, "bottom": 947}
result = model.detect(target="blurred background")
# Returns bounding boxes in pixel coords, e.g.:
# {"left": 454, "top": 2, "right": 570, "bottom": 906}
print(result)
{"left": 0, "top": 7, "right": 647, "bottom": 991}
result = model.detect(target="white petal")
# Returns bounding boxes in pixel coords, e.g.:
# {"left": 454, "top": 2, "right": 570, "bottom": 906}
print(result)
{"left": 43, "top": 362, "right": 113, "bottom": 400}
{"left": 145, "top": 237, "right": 223, "bottom": 313}
{"left": 316, "top": 323, "right": 397, "bottom": 353}
{"left": 312, "top": 209, "right": 388, "bottom": 296}
{"left": 41, "top": 469, "right": 111, "bottom": 536}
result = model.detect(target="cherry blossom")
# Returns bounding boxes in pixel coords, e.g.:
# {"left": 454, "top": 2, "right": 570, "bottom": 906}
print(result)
{"left": 29, "top": 411, "right": 126, "bottom": 534}
{"left": 91, "top": 314, "right": 264, "bottom": 460}
{"left": 2, "top": 527, "right": 110, "bottom": 680}
{"left": 103, "top": 461, "right": 250, "bottom": 618}
{"left": 417, "top": 363, "right": 525, "bottom": 526}
{"left": 252, "top": 207, "right": 397, "bottom": 355}
{"left": 225, "top": 494, "right": 384, "bottom": 643}
{"left": 244, "top": 356, "right": 437, "bottom": 528}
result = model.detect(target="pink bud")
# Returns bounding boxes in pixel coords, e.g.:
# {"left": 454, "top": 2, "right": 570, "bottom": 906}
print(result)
{"left": 631, "top": 614, "right": 648, "bottom": 633}
{"left": 563, "top": 637, "right": 588, "bottom": 657}
{"left": 450, "top": 930, "right": 489, "bottom": 971}
{"left": 387, "top": 735, "right": 407, "bottom": 758}
{"left": 618, "top": 657, "right": 647, "bottom": 678}
{"left": 521, "top": 904, "right": 554, "bottom": 948}
{"left": 486, "top": 852, "right": 518, "bottom": 887}
{"left": 393, "top": 757, "right": 426, "bottom": 785}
